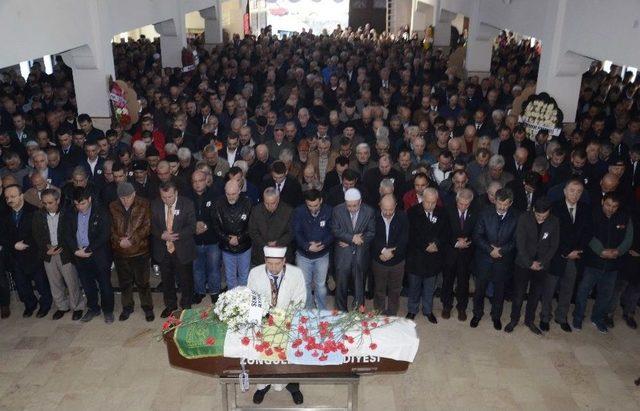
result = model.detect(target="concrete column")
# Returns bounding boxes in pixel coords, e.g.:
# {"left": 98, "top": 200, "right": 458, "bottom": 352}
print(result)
{"left": 410, "top": 0, "right": 434, "bottom": 39}
{"left": 433, "top": 9, "right": 456, "bottom": 48}
{"left": 60, "top": 0, "right": 114, "bottom": 122}
{"left": 535, "top": 0, "right": 591, "bottom": 122}
{"left": 154, "top": 19, "right": 186, "bottom": 68}
{"left": 464, "top": 0, "right": 498, "bottom": 79}
{"left": 200, "top": 3, "right": 223, "bottom": 45}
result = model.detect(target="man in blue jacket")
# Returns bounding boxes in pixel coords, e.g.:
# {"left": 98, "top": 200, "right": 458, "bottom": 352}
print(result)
{"left": 471, "top": 188, "right": 518, "bottom": 330}
{"left": 292, "top": 189, "right": 333, "bottom": 310}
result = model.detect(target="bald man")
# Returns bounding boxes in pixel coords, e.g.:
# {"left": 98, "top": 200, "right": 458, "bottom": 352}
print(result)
{"left": 371, "top": 194, "right": 409, "bottom": 315}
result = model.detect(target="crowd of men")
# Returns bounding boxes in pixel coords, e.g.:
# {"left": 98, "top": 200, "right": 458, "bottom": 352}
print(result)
{"left": 0, "top": 25, "right": 638, "bottom": 337}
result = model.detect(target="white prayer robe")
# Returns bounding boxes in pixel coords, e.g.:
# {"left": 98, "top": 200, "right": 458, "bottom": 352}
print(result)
{"left": 247, "top": 263, "right": 307, "bottom": 310}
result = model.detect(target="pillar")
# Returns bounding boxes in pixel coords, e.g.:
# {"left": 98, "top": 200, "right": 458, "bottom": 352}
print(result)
{"left": 200, "top": 3, "right": 223, "bottom": 45}
{"left": 154, "top": 19, "right": 186, "bottom": 68}
{"left": 410, "top": 0, "right": 434, "bottom": 39}
{"left": 60, "top": 0, "right": 115, "bottom": 122}
{"left": 535, "top": 0, "right": 591, "bottom": 122}
{"left": 464, "top": 0, "right": 498, "bottom": 79}
{"left": 433, "top": 9, "right": 456, "bottom": 48}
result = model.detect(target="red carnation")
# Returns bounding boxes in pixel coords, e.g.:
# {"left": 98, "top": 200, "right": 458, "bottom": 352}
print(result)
{"left": 341, "top": 348, "right": 349, "bottom": 355}
{"left": 162, "top": 321, "right": 170, "bottom": 330}
{"left": 267, "top": 315, "right": 275, "bottom": 326}
{"left": 255, "top": 331, "right": 263, "bottom": 338}
{"left": 363, "top": 328, "right": 370, "bottom": 335}
{"left": 319, "top": 354, "right": 328, "bottom": 361}
{"left": 300, "top": 316, "right": 308, "bottom": 324}
{"left": 371, "top": 322, "right": 378, "bottom": 328}
{"left": 295, "top": 350, "right": 303, "bottom": 357}
{"left": 205, "top": 337, "right": 216, "bottom": 346}
{"left": 292, "top": 338, "right": 302, "bottom": 348}
{"left": 278, "top": 352, "right": 287, "bottom": 360}
{"left": 285, "top": 321, "right": 292, "bottom": 329}
{"left": 265, "top": 348, "right": 273, "bottom": 356}
{"left": 255, "top": 344, "right": 264, "bottom": 352}
{"left": 311, "top": 351, "right": 319, "bottom": 358}
{"left": 200, "top": 310, "right": 209, "bottom": 319}
{"left": 369, "top": 343, "right": 377, "bottom": 350}
{"left": 241, "top": 337, "right": 251, "bottom": 346}
{"left": 361, "top": 320, "right": 368, "bottom": 327}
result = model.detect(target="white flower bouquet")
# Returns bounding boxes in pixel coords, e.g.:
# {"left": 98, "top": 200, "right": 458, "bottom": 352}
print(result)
{"left": 213, "top": 286, "right": 269, "bottom": 331}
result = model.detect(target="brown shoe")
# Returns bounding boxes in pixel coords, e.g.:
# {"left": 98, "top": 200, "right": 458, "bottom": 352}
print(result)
{"left": 441, "top": 309, "right": 451, "bottom": 319}
{"left": 457, "top": 310, "right": 467, "bottom": 322}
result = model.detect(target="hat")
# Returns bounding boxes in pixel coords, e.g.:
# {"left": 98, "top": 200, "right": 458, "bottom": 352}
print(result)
{"left": 533, "top": 196, "right": 552, "bottom": 213}
{"left": 132, "top": 160, "right": 148, "bottom": 171}
{"left": 344, "top": 188, "right": 361, "bottom": 202}
{"left": 264, "top": 246, "right": 287, "bottom": 259}
{"left": 117, "top": 182, "right": 135, "bottom": 197}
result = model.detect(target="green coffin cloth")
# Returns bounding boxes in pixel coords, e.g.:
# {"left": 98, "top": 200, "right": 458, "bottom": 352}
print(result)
{"left": 173, "top": 308, "right": 227, "bottom": 359}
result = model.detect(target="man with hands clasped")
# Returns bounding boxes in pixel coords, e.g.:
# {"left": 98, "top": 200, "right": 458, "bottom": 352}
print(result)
{"left": 505, "top": 197, "right": 559, "bottom": 334}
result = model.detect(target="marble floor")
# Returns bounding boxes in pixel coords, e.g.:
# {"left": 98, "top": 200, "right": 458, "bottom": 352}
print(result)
{"left": 0, "top": 290, "right": 639, "bottom": 411}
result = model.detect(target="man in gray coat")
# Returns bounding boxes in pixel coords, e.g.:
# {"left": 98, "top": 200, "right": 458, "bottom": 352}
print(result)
{"left": 331, "top": 188, "right": 375, "bottom": 311}
{"left": 505, "top": 196, "right": 559, "bottom": 334}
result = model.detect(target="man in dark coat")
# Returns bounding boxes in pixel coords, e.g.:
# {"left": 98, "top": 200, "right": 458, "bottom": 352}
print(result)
{"left": 371, "top": 194, "right": 409, "bottom": 316}
{"left": 261, "top": 160, "right": 303, "bottom": 208}
{"left": 406, "top": 188, "right": 449, "bottom": 323}
{"left": 471, "top": 188, "right": 518, "bottom": 330}
{"left": 441, "top": 188, "right": 478, "bottom": 321}
{"left": 540, "top": 178, "right": 591, "bottom": 332}
{"left": 505, "top": 197, "right": 559, "bottom": 335}
{"left": 63, "top": 186, "right": 113, "bottom": 322}
{"left": 3, "top": 184, "right": 52, "bottom": 318}
{"left": 248, "top": 187, "right": 293, "bottom": 266}
{"left": 573, "top": 193, "right": 634, "bottom": 333}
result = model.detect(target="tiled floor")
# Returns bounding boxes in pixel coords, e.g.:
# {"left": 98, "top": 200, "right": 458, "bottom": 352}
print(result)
{"left": 1, "top": 292, "right": 639, "bottom": 411}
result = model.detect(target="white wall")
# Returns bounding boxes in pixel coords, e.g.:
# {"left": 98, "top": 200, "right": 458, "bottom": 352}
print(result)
{"left": 221, "top": 0, "right": 247, "bottom": 39}
{"left": 0, "top": 0, "right": 213, "bottom": 68}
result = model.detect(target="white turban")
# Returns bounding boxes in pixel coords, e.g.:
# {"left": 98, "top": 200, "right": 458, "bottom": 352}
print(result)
{"left": 264, "top": 246, "right": 286, "bottom": 259}
{"left": 344, "top": 188, "right": 361, "bottom": 202}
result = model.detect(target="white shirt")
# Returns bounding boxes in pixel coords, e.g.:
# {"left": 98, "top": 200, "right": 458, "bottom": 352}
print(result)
{"left": 46, "top": 212, "right": 60, "bottom": 247}
{"left": 431, "top": 163, "right": 451, "bottom": 184}
{"left": 227, "top": 149, "right": 238, "bottom": 166}
{"left": 382, "top": 213, "right": 394, "bottom": 243}
{"left": 87, "top": 158, "right": 98, "bottom": 174}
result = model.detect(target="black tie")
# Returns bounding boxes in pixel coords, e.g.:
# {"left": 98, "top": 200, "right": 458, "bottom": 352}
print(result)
{"left": 459, "top": 212, "right": 465, "bottom": 230}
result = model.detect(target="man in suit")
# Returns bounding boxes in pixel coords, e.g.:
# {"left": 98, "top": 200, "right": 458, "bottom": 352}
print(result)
{"left": 32, "top": 188, "right": 84, "bottom": 320}
{"left": 504, "top": 147, "right": 530, "bottom": 182}
{"left": 371, "top": 194, "right": 408, "bottom": 316}
{"left": 151, "top": 181, "right": 197, "bottom": 318}
{"left": 573, "top": 193, "right": 634, "bottom": 333}
{"left": 80, "top": 140, "right": 106, "bottom": 190}
{"left": 507, "top": 171, "right": 543, "bottom": 213}
{"left": 506, "top": 197, "right": 560, "bottom": 334}
{"left": 63, "top": 186, "right": 113, "bottom": 322}
{"left": 471, "top": 188, "right": 518, "bottom": 330}
{"left": 540, "top": 178, "right": 591, "bottom": 332}
{"left": 406, "top": 188, "right": 449, "bottom": 323}
{"left": 261, "top": 160, "right": 303, "bottom": 208}
{"left": 331, "top": 188, "right": 375, "bottom": 311}
{"left": 22, "top": 150, "right": 65, "bottom": 190}
{"left": 3, "top": 184, "right": 52, "bottom": 318}
{"left": 442, "top": 188, "right": 477, "bottom": 321}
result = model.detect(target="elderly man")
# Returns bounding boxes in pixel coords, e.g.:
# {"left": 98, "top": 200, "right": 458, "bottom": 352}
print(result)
{"left": 248, "top": 246, "right": 306, "bottom": 405}
{"left": 32, "top": 188, "right": 84, "bottom": 320}
{"left": 406, "top": 188, "right": 448, "bottom": 323}
{"left": 249, "top": 187, "right": 293, "bottom": 265}
{"left": 110, "top": 182, "right": 154, "bottom": 322}
{"left": 24, "top": 171, "right": 58, "bottom": 208}
{"left": 442, "top": 188, "right": 477, "bottom": 321}
{"left": 212, "top": 180, "right": 253, "bottom": 288}
{"left": 363, "top": 154, "right": 404, "bottom": 206}
{"left": 202, "top": 144, "right": 230, "bottom": 178}
{"left": 371, "top": 194, "right": 408, "bottom": 315}
{"left": 474, "top": 154, "right": 514, "bottom": 195}
{"left": 331, "top": 188, "right": 375, "bottom": 311}
{"left": 24, "top": 150, "right": 65, "bottom": 189}
{"left": 151, "top": 181, "right": 197, "bottom": 318}
{"left": 350, "top": 143, "right": 377, "bottom": 177}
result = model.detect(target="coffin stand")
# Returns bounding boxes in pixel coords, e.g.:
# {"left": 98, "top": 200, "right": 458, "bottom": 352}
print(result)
{"left": 164, "top": 331, "right": 410, "bottom": 411}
